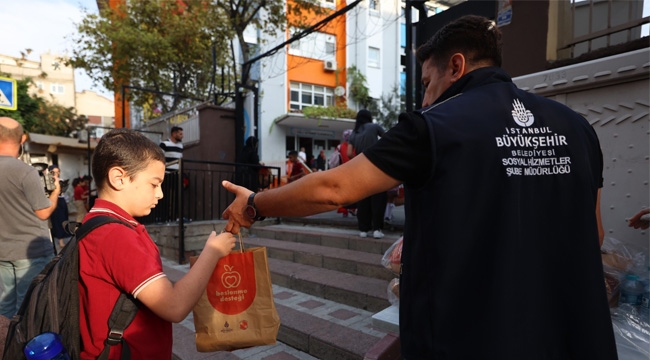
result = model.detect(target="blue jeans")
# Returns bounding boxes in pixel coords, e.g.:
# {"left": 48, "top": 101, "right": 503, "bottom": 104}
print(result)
{"left": 0, "top": 255, "right": 53, "bottom": 318}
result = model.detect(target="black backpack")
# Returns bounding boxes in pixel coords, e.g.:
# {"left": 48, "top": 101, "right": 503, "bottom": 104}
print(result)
{"left": 3, "top": 216, "right": 140, "bottom": 360}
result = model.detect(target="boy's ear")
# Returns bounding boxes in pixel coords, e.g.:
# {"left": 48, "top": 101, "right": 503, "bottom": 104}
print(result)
{"left": 107, "top": 166, "right": 128, "bottom": 190}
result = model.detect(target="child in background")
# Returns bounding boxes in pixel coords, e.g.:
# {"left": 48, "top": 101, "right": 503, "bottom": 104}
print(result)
{"left": 79, "top": 129, "right": 235, "bottom": 359}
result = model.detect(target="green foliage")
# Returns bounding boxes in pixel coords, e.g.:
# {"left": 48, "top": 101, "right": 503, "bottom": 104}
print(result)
{"left": 68, "top": 0, "right": 235, "bottom": 113}
{"left": 302, "top": 105, "right": 357, "bottom": 120}
{"left": 367, "top": 85, "right": 404, "bottom": 130}
{"left": 68, "top": 0, "right": 325, "bottom": 113}
{"left": 346, "top": 65, "right": 370, "bottom": 107}
{"left": 0, "top": 76, "right": 87, "bottom": 137}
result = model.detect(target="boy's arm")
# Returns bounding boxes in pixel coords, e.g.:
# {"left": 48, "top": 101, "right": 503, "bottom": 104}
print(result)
{"left": 135, "top": 231, "right": 235, "bottom": 323}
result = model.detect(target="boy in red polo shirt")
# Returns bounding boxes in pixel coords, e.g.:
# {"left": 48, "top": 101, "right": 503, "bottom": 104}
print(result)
{"left": 79, "top": 129, "right": 235, "bottom": 359}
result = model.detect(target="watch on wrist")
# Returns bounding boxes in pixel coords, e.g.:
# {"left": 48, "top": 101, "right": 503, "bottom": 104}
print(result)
{"left": 245, "top": 192, "right": 266, "bottom": 221}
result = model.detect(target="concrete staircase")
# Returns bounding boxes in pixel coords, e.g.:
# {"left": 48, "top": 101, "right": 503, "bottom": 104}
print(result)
{"left": 245, "top": 219, "right": 401, "bottom": 360}
{"left": 157, "top": 214, "right": 404, "bottom": 360}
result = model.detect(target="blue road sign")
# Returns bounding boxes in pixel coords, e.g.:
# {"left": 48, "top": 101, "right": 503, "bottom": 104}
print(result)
{"left": 0, "top": 77, "right": 17, "bottom": 111}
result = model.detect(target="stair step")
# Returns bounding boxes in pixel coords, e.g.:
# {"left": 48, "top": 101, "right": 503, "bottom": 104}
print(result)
{"left": 244, "top": 237, "right": 395, "bottom": 281}
{"left": 272, "top": 283, "right": 390, "bottom": 360}
{"left": 268, "top": 258, "right": 391, "bottom": 312}
{"left": 276, "top": 303, "right": 382, "bottom": 360}
{"left": 249, "top": 224, "right": 399, "bottom": 255}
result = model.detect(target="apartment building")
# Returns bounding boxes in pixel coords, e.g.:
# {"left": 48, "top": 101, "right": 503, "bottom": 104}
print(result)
{"left": 0, "top": 51, "right": 115, "bottom": 127}
{"left": 0, "top": 52, "right": 76, "bottom": 108}
{"left": 249, "top": 0, "right": 407, "bottom": 169}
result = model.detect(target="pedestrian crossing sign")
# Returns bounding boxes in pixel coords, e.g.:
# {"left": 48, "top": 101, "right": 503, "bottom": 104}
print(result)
{"left": 0, "top": 77, "right": 17, "bottom": 111}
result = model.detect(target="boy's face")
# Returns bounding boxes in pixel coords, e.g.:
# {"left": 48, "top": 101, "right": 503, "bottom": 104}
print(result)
{"left": 121, "top": 160, "right": 165, "bottom": 217}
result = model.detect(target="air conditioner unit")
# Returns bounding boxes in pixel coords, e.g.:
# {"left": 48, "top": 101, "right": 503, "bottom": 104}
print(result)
{"left": 324, "top": 60, "right": 336, "bottom": 71}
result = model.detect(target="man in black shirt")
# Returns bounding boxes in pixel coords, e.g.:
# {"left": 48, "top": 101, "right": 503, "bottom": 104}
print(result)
{"left": 221, "top": 15, "right": 616, "bottom": 359}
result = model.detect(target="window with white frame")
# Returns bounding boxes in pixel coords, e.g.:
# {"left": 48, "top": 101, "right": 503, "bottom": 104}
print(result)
{"left": 288, "top": 30, "right": 336, "bottom": 60}
{"left": 368, "top": 47, "right": 380, "bottom": 68}
{"left": 290, "top": 82, "right": 335, "bottom": 111}
{"left": 36, "top": 81, "right": 44, "bottom": 91}
{"left": 50, "top": 83, "right": 64, "bottom": 94}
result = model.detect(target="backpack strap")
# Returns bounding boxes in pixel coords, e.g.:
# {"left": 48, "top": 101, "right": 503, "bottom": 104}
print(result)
{"left": 97, "top": 293, "right": 140, "bottom": 360}
{"left": 75, "top": 216, "right": 140, "bottom": 360}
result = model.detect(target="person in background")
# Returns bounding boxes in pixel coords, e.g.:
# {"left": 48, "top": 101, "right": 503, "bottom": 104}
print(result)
{"left": 220, "top": 15, "right": 616, "bottom": 359}
{"left": 83, "top": 175, "right": 96, "bottom": 210}
{"left": 384, "top": 185, "right": 399, "bottom": 223}
{"left": 48, "top": 164, "right": 69, "bottom": 250}
{"left": 73, "top": 176, "right": 89, "bottom": 222}
{"left": 628, "top": 208, "right": 650, "bottom": 230}
{"left": 241, "top": 136, "right": 263, "bottom": 192}
{"left": 0, "top": 117, "right": 59, "bottom": 318}
{"left": 348, "top": 109, "right": 386, "bottom": 239}
{"left": 159, "top": 126, "right": 184, "bottom": 172}
{"left": 298, "top": 147, "right": 307, "bottom": 164}
{"left": 316, "top": 150, "right": 326, "bottom": 171}
{"left": 159, "top": 126, "right": 184, "bottom": 222}
{"left": 287, "top": 150, "right": 306, "bottom": 183}
{"left": 337, "top": 129, "right": 357, "bottom": 217}
{"left": 79, "top": 128, "right": 235, "bottom": 358}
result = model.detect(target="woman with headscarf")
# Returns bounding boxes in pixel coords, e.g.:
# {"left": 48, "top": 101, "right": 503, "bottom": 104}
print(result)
{"left": 348, "top": 109, "right": 386, "bottom": 238}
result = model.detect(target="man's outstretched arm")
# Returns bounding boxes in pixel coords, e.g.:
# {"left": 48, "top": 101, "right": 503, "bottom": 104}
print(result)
{"left": 222, "top": 154, "right": 400, "bottom": 234}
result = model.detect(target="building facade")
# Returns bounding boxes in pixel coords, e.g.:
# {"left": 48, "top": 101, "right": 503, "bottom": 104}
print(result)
{"left": 253, "top": 0, "right": 405, "bottom": 170}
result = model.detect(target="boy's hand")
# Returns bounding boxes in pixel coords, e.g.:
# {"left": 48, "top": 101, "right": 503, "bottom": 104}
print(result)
{"left": 207, "top": 231, "right": 236, "bottom": 258}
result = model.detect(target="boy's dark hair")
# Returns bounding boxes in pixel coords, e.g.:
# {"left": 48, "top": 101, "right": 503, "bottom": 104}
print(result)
{"left": 171, "top": 126, "right": 183, "bottom": 134}
{"left": 288, "top": 150, "right": 298, "bottom": 157}
{"left": 416, "top": 15, "right": 502, "bottom": 71}
{"left": 92, "top": 128, "right": 165, "bottom": 191}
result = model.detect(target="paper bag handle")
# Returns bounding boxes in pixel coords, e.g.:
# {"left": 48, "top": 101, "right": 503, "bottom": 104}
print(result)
{"left": 215, "top": 225, "right": 245, "bottom": 251}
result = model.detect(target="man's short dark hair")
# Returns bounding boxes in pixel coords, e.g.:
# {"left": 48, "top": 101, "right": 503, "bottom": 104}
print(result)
{"left": 288, "top": 150, "right": 298, "bottom": 157}
{"left": 92, "top": 129, "right": 165, "bottom": 191}
{"left": 171, "top": 126, "right": 183, "bottom": 134}
{"left": 416, "top": 15, "right": 502, "bottom": 70}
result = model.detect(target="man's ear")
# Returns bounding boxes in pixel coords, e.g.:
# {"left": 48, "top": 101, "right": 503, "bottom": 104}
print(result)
{"left": 448, "top": 53, "right": 467, "bottom": 82}
{"left": 20, "top": 134, "right": 27, "bottom": 145}
{"left": 107, "top": 167, "right": 128, "bottom": 190}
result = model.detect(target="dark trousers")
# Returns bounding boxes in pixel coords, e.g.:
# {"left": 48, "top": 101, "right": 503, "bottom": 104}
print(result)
{"left": 159, "top": 172, "right": 180, "bottom": 222}
{"left": 357, "top": 191, "right": 387, "bottom": 232}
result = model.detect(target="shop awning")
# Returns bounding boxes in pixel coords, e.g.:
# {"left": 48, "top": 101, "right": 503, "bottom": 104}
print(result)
{"left": 274, "top": 113, "right": 356, "bottom": 135}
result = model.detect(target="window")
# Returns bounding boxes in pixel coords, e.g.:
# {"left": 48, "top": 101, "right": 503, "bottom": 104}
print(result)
{"left": 368, "top": 47, "right": 380, "bottom": 68}
{"left": 50, "top": 83, "right": 64, "bottom": 94}
{"left": 321, "top": 0, "right": 335, "bottom": 9}
{"left": 290, "top": 82, "right": 335, "bottom": 111}
{"left": 288, "top": 30, "right": 336, "bottom": 60}
{"left": 369, "top": 0, "right": 380, "bottom": 12}
{"left": 36, "top": 82, "right": 44, "bottom": 90}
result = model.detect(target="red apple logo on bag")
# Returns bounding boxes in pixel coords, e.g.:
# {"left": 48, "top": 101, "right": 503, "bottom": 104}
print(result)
{"left": 207, "top": 252, "right": 257, "bottom": 315}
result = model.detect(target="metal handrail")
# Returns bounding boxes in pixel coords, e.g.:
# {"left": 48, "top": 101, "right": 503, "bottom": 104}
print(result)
{"left": 138, "top": 158, "right": 281, "bottom": 264}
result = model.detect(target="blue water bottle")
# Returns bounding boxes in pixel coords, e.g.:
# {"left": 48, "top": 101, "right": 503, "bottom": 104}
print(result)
{"left": 23, "top": 332, "right": 71, "bottom": 360}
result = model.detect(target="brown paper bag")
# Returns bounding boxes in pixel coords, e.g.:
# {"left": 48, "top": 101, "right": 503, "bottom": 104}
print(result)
{"left": 190, "top": 245, "right": 280, "bottom": 352}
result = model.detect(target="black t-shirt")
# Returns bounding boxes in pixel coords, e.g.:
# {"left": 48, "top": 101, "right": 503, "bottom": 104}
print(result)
{"left": 364, "top": 112, "right": 430, "bottom": 188}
